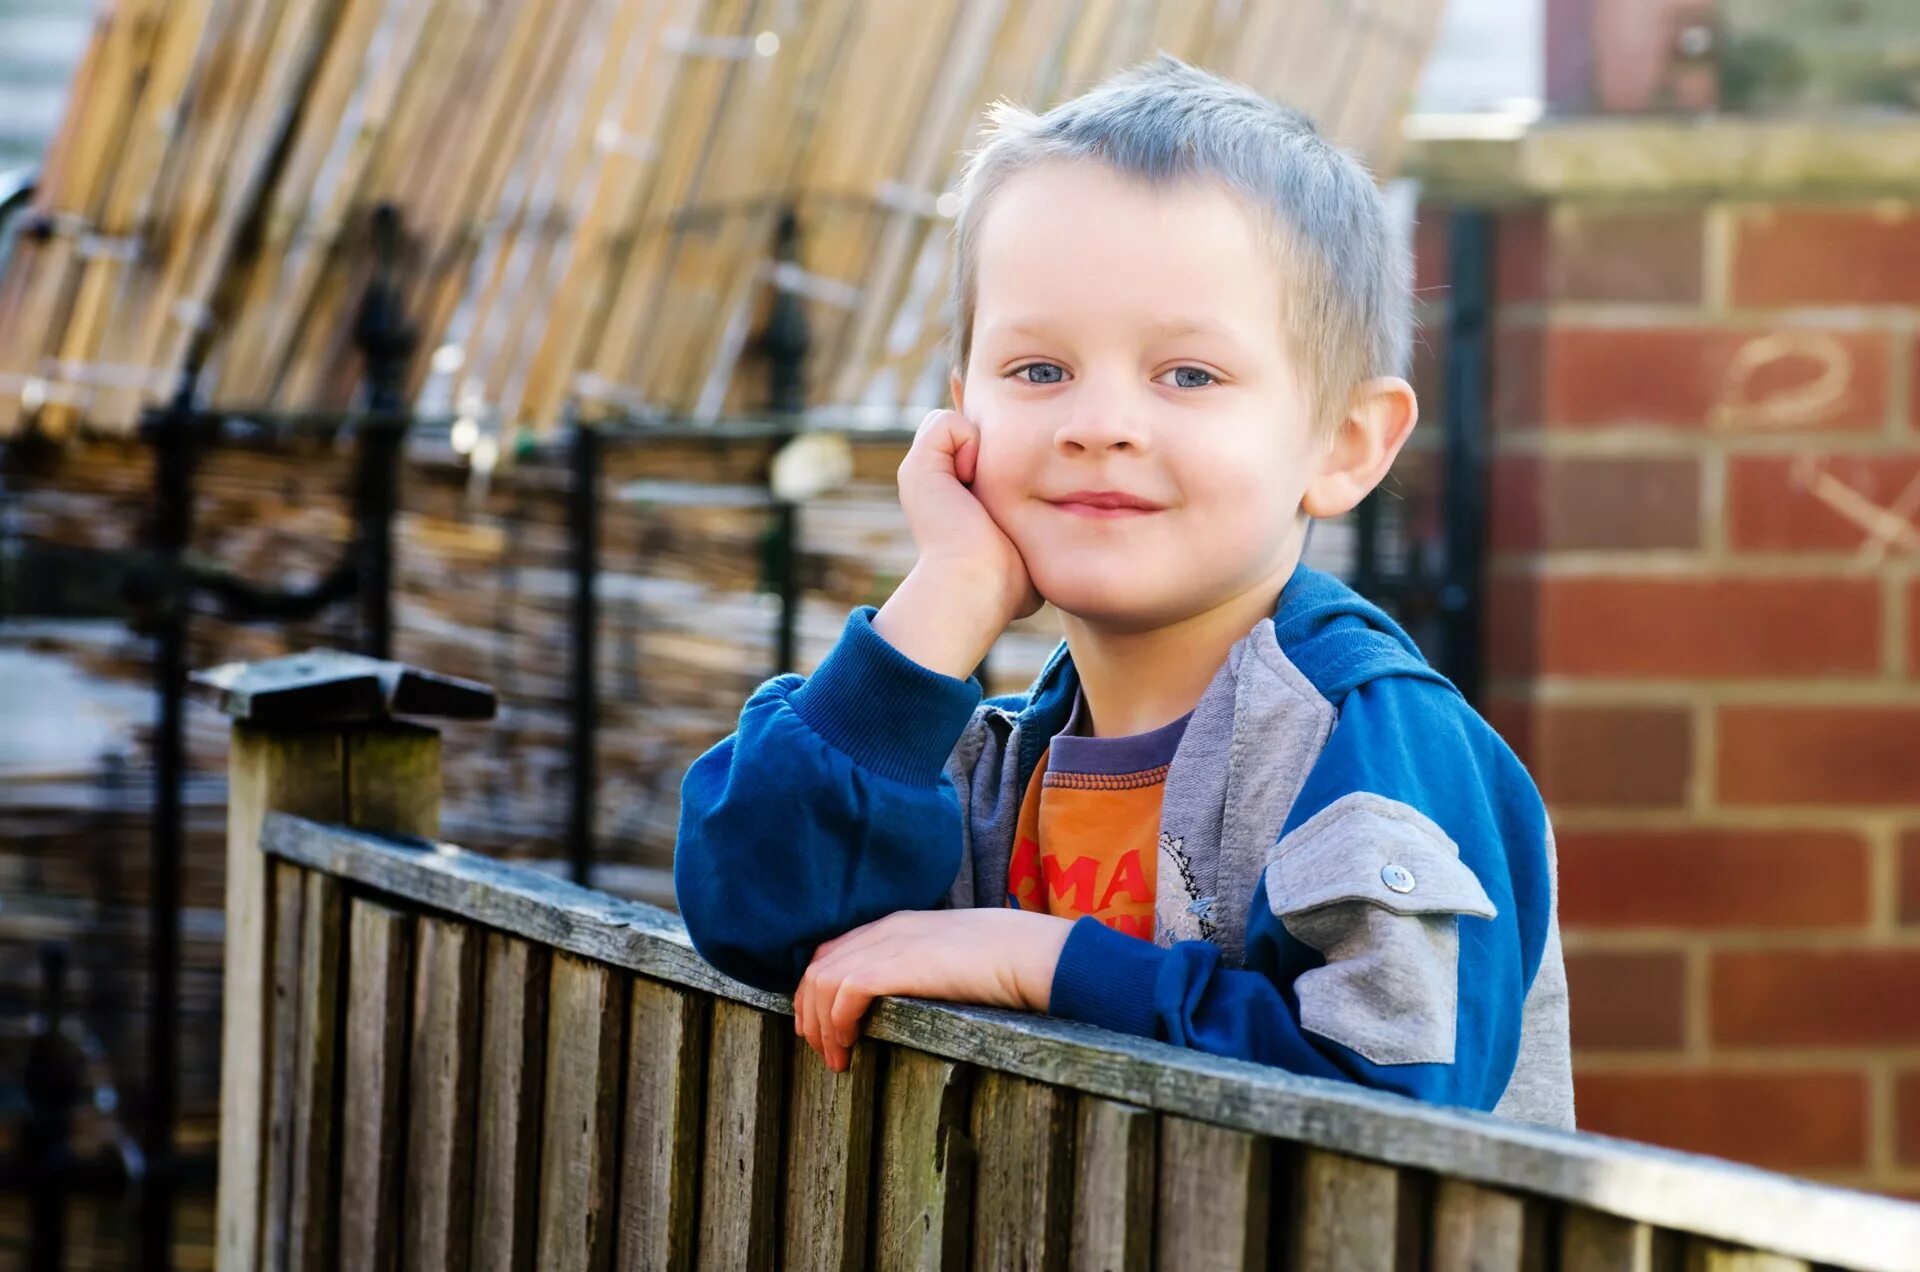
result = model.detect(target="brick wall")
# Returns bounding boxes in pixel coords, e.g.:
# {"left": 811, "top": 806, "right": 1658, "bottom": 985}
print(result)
{"left": 1416, "top": 191, "right": 1920, "bottom": 1195}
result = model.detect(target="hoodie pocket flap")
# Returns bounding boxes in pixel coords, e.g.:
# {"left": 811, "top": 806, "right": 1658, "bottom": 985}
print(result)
{"left": 1264, "top": 799, "right": 1497, "bottom": 922}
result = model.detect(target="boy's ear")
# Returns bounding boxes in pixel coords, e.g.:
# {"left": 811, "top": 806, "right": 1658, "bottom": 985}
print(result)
{"left": 1301, "top": 376, "right": 1419, "bottom": 519}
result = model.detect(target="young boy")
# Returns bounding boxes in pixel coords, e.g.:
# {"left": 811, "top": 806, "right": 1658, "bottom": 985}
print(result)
{"left": 674, "top": 56, "right": 1573, "bottom": 1128}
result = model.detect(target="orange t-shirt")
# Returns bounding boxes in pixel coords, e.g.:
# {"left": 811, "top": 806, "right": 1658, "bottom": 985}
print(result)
{"left": 1005, "top": 692, "right": 1190, "bottom": 942}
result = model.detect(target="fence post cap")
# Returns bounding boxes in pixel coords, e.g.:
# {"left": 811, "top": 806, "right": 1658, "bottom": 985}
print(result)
{"left": 190, "top": 648, "right": 497, "bottom": 725}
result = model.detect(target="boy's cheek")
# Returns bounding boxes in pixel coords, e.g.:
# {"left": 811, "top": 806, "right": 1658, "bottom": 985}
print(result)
{"left": 966, "top": 442, "right": 1022, "bottom": 511}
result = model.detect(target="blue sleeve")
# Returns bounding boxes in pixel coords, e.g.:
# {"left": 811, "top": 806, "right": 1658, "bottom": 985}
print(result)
{"left": 1048, "top": 675, "right": 1550, "bottom": 1113}
{"left": 673, "top": 606, "right": 988, "bottom": 993}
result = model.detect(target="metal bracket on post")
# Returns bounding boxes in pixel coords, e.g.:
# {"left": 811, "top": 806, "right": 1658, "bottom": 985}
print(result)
{"left": 761, "top": 207, "right": 809, "bottom": 677}
{"left": 567, "top": 406, "right": 600, "bottom": 888}
{"left": 351, "top": 203, "right": 419, "bottom": 661}
{"left": 136, "top": 373, "right": 196, "bottom": 1272}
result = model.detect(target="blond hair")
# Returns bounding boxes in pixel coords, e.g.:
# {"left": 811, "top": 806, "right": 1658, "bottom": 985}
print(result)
{"left": 947, "top": 55, "right": 1411, "bottom": 433}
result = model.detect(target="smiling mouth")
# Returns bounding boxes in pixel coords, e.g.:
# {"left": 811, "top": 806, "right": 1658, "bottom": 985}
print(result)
{"left": 1046, "top": 491, "right": 1166, "bottom": 517}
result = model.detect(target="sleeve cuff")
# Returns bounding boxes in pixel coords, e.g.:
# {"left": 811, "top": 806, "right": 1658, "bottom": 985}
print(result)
{"left": 1047, "top": 915, "right": 1167, "bottom": 1039}
{"left": 788, "top": 605, "right": 984, "bottom": 786}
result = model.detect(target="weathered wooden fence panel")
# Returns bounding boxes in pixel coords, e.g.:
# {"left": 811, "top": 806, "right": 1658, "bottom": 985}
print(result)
{"left": 198, "top": 652, "right": 1920, "bottom": 1272}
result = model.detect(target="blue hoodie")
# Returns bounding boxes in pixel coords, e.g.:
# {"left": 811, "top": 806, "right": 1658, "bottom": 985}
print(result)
{"left": 674, "top": 563, "right": 1574, "bottom": 1127}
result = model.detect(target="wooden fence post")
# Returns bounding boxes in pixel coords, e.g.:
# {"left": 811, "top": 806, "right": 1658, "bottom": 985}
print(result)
{"left": 193, "top": 650, "right": 494, "bottom": 1272}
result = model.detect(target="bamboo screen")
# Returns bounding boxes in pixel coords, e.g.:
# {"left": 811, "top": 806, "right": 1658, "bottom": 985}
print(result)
{"left": 0, "top": 0, "right": 1446, "bottom": 442}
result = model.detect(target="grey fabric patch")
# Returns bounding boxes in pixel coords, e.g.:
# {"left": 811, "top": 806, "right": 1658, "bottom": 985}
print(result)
{"left": 1264, "top": 794, "right": 1497, "bottom": 921}
{"left": 1265, "top": 793, "right": 1497, "bottom": 1067}
{"left": 1157, "top": 619, "right": 1335, "bottom": 963}
{"left": 1492, "top": 816, "right": 1577, "bottom": 1129}
{"left": 942, "top": 704, "right": 1022, "bottom": 911}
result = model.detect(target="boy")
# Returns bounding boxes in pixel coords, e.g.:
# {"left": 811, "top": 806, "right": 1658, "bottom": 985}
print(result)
{"left": 674, "top": 56, "right": 1573, "bottom": 1128}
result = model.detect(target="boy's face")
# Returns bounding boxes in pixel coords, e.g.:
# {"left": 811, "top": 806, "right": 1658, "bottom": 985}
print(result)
{"left": 955, "top": 159, "right": 1328, "bottom": 633}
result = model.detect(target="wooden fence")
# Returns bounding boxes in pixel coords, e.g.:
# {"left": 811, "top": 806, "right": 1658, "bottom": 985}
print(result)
{"left": 200, "top": 649, "right": 1920, "bottom": 1271}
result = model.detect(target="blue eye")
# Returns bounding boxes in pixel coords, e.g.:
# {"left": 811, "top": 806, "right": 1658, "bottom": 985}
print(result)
{"left": 1016, "top": 363, "right": 1066, "bottom": 385}
{"left": 1167, "top": 366, "right": 1215, "bottom": 389}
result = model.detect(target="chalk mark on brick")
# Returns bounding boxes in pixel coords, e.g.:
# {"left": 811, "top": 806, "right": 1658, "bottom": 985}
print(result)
{"left": 1789, "top": 456, "right": 1920, "bottom": 561}
{"left": 1710, "top": 333, "right": 1851, "bottom": 431}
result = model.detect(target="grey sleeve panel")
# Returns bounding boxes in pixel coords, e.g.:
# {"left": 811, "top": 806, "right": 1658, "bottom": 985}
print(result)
{"left": 1493, "top": 815, "right": 1577, "bottom": 1129}
{"left": 942, "top": 704, "right": 1022, "bottom": 911}
{"left": 1265, "top": 792, "right": 1498, "bottom": 1067}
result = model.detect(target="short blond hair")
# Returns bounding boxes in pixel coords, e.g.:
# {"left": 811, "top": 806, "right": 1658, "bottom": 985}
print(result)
{"left": 947, "top": 55, "right": 1411, "bottom": 433}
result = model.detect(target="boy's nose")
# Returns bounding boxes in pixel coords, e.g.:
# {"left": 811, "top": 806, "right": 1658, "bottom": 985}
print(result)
{"left": 1052, "top": 392, "right": 1151, "bottom": 454}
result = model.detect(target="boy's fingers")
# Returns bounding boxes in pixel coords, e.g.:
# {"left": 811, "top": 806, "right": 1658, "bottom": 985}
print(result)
{"left": 828, "top": 970, "right": 883, "bottom": 1050}
{"left": 812, "top": 969, "right": 839, "bottom": 1069}
{"left": 954, "top": 434, "right": 978, "bottom": 486}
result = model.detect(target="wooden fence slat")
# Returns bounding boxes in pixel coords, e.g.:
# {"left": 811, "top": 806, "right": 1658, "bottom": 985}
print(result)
{"left": 696, "top": 996, "right": 788, "bottom": 1271}
{"left": 969, "top": 1069, "right": 1076, "bottom": 1272}
{"left": 782, "top": 1039, "right": 879, "bottom": 1271}
{"left": 616, "top": 977, "right": 708, "bottom": 1272}
{"left": 472, "top": 933, "right": 551, "bottom": 1272}
{"left": 535, "top": 951, "right": 628, "bottom": 1270}
{"left": 1291, "top": 1148, "right": 1414, "bottom": 1272}
{"left": 337, "top": 897, "right": 413, "bottom": 1272}
{"left": 1069, "top": 1098, "right": 1156, "bottom": 1272}
{"left": 1155, "top": 1116, "right": 1271, "bottom": 1271}
{"left": 1431, "top": 1178, "right": 1548, "bottom": 1272}
{"left": 285, "top": 870, "right": 345, "bottom": 1272}
{"left": 261, "top": 862, "right": 308, "bottom": 1272}
{"left": 404, "top": 914, "right": 483, "bottom": 1269}
{"left": 871, "top": 1047, "right": 974, "bottom": 1272}
{"left": 1560, "top": 1208, "right": 1656, "bottom": 1272}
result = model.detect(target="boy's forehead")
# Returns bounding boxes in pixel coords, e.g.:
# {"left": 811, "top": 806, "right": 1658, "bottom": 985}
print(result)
{"left": 972, "top": 164, "right": 1284, "bottom": 347}
{"left": 979, "top": 159, "right": 1263, "bottom": 246}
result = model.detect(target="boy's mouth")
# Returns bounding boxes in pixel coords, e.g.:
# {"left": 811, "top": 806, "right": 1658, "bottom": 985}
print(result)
{"left": 1046, "top": 490, "right": 1166, "bottom": 518}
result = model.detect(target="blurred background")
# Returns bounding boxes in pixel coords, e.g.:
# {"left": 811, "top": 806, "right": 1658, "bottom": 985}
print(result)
{"left": 0, "top": 0, "right": 1917, "bottom": 1264}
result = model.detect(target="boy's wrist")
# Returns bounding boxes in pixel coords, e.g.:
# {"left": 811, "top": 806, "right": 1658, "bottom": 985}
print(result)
{"left": 1009, "top": 912, "right": 1076, "bottom": 1012}
{"left": 788, "top": 604, "right": 982, "bottom": 786}
{"left": 873, "top": 561, "right": 1013, "bottom": 680}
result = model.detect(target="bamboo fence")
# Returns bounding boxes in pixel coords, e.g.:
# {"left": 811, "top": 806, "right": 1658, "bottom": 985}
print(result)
{"left": 0, "top": 0, "right": 1445, "bottom": 442}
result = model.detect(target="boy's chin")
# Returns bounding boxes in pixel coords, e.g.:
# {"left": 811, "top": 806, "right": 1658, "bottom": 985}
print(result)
{"left": 1034, "top": 578, "right": 1194, "bottom": 633}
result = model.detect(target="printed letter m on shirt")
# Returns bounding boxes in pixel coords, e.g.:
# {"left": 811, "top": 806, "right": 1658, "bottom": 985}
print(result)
{"left": 1043, "top": 853, "right": 1098, "bottom": 912}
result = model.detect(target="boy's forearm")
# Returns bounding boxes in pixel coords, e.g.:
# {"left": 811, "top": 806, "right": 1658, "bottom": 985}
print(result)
{"left": 872, "top": 562, "right": 1012, "bottom": 681}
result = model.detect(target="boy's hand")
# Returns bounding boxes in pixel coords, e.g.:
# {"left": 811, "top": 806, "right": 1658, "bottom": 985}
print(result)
{"left": 792, "top": 909, "right": 1074, "bottom": 1072}
{"left": 874, "top": 409, "right": 1043, "bottom": 680}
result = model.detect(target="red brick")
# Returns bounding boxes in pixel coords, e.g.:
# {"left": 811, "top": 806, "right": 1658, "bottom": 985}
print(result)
{"left": 1490, "top": 454, "right": 1700, "bottom": 552}
{"left": 1910, "top": 578, "right": 1920, "bottom": 679}
{"left": 1557, "top": 828, "right": 1872, "bottom": 930}
{"left": 1414, "top": 205, "right": 1452, "bottom": 300}
{"left": 1728, "top": 455, "right": 1920, "bottom": 553}
{"left": 1564, "top": 949, "right": 1687, "bottom": 1050}
{"left": 1547, "top": 207, "right": 1704, "bottom": 304}
{"left": 1733, "top": 206, "right": 1920, "bottom": 307}
{"left": 1719, "top": 706, "right": 1920, "bottom": 807}
{"left": 1712, "top": 949, "right": 1920, "bottom": 1046}
{"left": 1487, "top": 575, "right": 1880, "bottom": 680}
{"left": 1573, "top": 1069, "right": 1869, "bottom": 1171}
{"left": 1497, "top": 208, "right": 1546, "bottom": 304}
{"left": 1900, "top": 831, "right": 1920, "bottom": 925}
{"left": 1539, "top": 327, "right": 1890, "bottom": 432}
{"left": 1912, "top": 335, "right": 1920, "bottom": 435}
{"left": 1900, "top": 1071, "right": 1920, "bottom": 1165}
{"left": 1492, "top": 324, "right": 1544, "bottom": 432}
{"left": 1482, "top": 696, "right": 1692, "bottom": 809}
